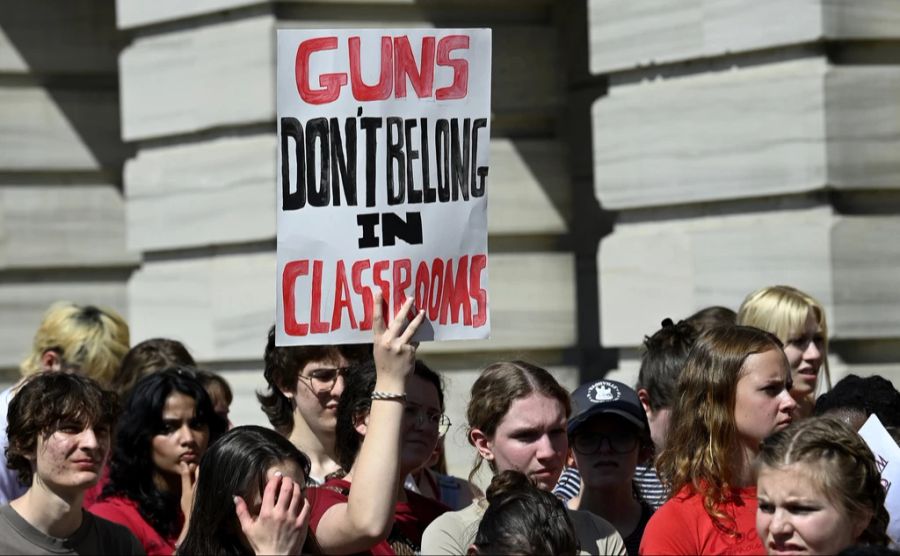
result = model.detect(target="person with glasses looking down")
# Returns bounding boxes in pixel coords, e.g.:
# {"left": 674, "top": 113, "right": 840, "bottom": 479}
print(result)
{"left": 258, "top": 326, "right": 371, "bottom": 484}
{"left": 306, "top": 294, "right": 451, "bottom": 554}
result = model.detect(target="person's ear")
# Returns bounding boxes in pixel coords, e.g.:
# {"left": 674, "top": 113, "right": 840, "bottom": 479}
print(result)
{"left": 469, "top": 428, "right": 494, "bottom": 461}
{"left": 637, "top": 389, "right": 652, "bottom": 416}
{"left": 353, "top": 412, "right": 370, "bottom": 436}
{"left": 466, "top": 544, "right": 480, "bottom": 555}
{"left": 40, "top": 349, "right": 63, "bottom": 372}
{"left": 851, "top": 511, "right": 873, "bottom": 541}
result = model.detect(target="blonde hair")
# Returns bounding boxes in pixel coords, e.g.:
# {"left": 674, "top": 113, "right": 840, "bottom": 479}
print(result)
{"left": 20, "top": 302, "right": 130, "bottom": 388}
{"left": 737, "top": 285, "right": 831, "bottom": 392}
{"left": 466, "top": 361, "right": 571, "bottom": 485}
{"left": 657, "top": 325, "right": 784, "bottom": 533}
{"left": 757, "top": 416, "right": 889, "bottom": 546}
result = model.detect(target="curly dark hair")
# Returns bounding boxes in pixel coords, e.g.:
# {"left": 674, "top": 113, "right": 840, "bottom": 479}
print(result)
{"left": 814, "top": 374, "right": 900, "bottom": 428}
{"left": 102, "top": 367, "right": 227, "bottom": 538}
{"left": 474, "top": 470, "right": 578, "bottom": 555}
{"left": 334, "top": 359, "right": 443, "bottom": 473}
{"left": 7, "top": 372, "right": 119, "bottom": 486}
{"left": 257, "top": 325, "right": 371, "bottom": 435}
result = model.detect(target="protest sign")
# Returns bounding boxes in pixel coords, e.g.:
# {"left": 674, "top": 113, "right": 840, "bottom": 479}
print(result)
{"left": 275, "top": 29, "right": 492, "bottom": 345}
{"left": 858, "top": 414, "right": 900, "bottom": 545}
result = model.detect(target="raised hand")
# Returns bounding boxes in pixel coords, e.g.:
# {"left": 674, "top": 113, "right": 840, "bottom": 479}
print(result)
{"left": 372, "top": 291, "right": 425, "bottom": 390}
{"left": 234, "top": 471, "right": 310, "bottom": 555}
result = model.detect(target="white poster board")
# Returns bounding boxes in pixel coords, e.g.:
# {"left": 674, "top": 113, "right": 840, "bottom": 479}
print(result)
{"left": 858, "top": 414, "right": 900, "bottom": 545}
{"left": 275, "top": 29, "right": 492, "bottom": 345}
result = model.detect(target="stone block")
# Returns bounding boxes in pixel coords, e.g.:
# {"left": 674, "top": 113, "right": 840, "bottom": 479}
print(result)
{"left": 0, "top": 185, "right": 137, "bottom": 269}
{"left": 832, "top": 217, "right": 900, "bottom": 338}
{"left": 119, "top": 15, "right": 276, "bottom": 141}
{"left": 129, "top": 250, "right": 575, "bottom": 361}
{"left": 0, "top": 0, "right": 118, "bottom": 74}
{"left": 594, "top": 60, "right": 900, "bottom": 210}
{"left": 593, "top": 58, "right": 829, "bottom": 210}
{"left": 599, "top": 207, "right": 835, "bottom": 347}
{"left": 0, "top": 87, "right": 125, "bottom": 172}
{"left": 588, "top": 0, "right": 900, "bottom": 74}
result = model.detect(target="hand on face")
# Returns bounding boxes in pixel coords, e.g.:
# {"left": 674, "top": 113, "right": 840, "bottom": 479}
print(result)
{"left": 235, "top": 471, "right": 310, "bottom": 556}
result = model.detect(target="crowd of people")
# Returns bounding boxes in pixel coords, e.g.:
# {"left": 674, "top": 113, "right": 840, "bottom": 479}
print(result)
{"left": 0, "top": 285, "right": 898, "bottom": 555}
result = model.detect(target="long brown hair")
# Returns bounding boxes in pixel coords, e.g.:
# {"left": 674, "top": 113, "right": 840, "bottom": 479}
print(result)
{"left": 657, "top": 325, "right": 783, "bottom": 532}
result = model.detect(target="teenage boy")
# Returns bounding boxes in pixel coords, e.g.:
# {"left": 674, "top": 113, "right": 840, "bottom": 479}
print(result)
{"left": 258, "top": 325, "right": 371, "bottom": 483}
{"left": 0, "top": 372, "right": 143, "bottom": 554}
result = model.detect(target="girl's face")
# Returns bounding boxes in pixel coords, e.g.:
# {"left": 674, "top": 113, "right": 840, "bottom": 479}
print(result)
{"left": 471, "top": 393, "right": 568, "bottom": 491}
{"left": 757, "top": 463, "right": 867, "bottom": 555}
{"left": 782, "top": 311, "right": 825, "bottom": 400}
{"left": 151, "top": 391, "right": 210, "bottom": 484}
{"left": 733, "top": 349, "right": 796, "bottom": 449}
{"left": 399, "top": 375, "right": 443, "bottom": 474}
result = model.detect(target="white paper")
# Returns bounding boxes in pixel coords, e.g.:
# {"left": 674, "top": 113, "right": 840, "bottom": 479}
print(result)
{"left": 858, "top": 414, "right": 900, "bottom": 545}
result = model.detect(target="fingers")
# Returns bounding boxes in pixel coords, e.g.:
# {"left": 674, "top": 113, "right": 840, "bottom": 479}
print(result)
{"left": 276, "top": 473, "right": 294, "bottom": 512}
{"left": 234, "top": 495, "right": 252, "bottom": 531}
{"left": 373, "top": 291, "right": 386, "bottom": 336}
{"left": 286, "top": 482, "right": 303, "bottom": 517}
{"left": 261, "top": 471, "right": 283, "bottom": 510}
{"left": 387, "top": 296, "right": 416, "bottom": 337}
{"left": 398, "top": 307, "right": 425, "bottom": 344}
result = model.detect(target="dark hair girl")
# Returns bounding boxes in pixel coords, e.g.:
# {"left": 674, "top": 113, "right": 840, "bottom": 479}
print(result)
{"left": 178, "top": 425, "right": 316, "bottom": 555}
{"left": 90, "top": 367, "right": 227, "bottom": 555}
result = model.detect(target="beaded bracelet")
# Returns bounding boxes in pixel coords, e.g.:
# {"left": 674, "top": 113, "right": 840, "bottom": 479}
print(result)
{"left": 371, "top": 391, "right": 407, "bottom": 401}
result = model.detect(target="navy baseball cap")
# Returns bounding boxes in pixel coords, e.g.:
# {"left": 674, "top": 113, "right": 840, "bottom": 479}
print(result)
{"left": 568, "top": 379, "right": 648, "bottom": 435}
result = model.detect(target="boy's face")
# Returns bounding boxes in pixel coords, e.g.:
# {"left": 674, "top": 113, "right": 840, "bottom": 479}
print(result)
{"left": 33, "top": 421, "right": 111, "bottom": 493}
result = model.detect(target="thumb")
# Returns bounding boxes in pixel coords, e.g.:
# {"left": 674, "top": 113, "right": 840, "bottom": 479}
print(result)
{"left": 234, "top": 495, "right": 253, "bottom": 531}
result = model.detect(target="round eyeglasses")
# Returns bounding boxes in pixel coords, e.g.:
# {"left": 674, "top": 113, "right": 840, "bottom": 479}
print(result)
{"left": 297, "top": 366, "right": 350, "bottom": 395}
{"left": 405, "top": 404, "right": 452, "bottom": 437}
{"left": 572, "top": 431, "right": 639, "bottom": 455}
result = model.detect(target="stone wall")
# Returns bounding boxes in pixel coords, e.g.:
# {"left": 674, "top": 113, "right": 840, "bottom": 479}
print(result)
{"left": 0, "top": 2, "right": 135, "bottom": 378}
{"left": 589, "top": 0, "right": 900, "bottom": 386}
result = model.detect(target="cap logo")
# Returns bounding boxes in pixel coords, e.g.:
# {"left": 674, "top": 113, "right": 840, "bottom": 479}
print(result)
{"left": 587, "top": 382, "right": 620, "bottom": 403}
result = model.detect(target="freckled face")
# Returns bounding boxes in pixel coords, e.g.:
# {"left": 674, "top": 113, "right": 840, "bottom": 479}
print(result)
{"left": 34, "top": 422, "right": 111, "bottom": 491}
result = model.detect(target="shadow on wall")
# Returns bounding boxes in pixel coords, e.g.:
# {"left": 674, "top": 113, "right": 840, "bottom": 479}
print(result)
{"left": 0, "top": 1, "right": 132, "bottom": 180}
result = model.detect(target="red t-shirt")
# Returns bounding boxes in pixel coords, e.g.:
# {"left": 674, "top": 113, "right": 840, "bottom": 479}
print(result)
{"left": 639, "top": 485, "right": 763, "bottom": 555}
{"left": 309, "top": 478, "right": 449, "bottom": 555}
{"left": 88, "top": 496, "right": 181, "bottom": 556}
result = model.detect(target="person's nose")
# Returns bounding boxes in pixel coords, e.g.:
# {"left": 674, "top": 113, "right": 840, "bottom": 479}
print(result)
{"left": 780, "top": 390, "right": 798, "bottom": 413}
{"left": 803, "top": 339, "right": 822, "bottom": 362}
{"left": 770, "top": 507, "right": 793, "bottom": 535}
{"left": 79, "top": 428, "right": 99, "bottom": 450}
{"left": 177, "top": 424, "right": 198, "bottom": 446}
{"left": 331, "top": 373, "right": 345, "bottom": 397}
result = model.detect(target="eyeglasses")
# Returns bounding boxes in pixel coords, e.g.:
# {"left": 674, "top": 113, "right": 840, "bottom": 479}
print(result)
{"left": 572, "top": 431, "right": 638, "bottom": 455}
{"left": 297, "top": 366, "right": 350, "bottom": 395}
{"left": 405, "top": 404, "right": 452, "bottom": 437}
